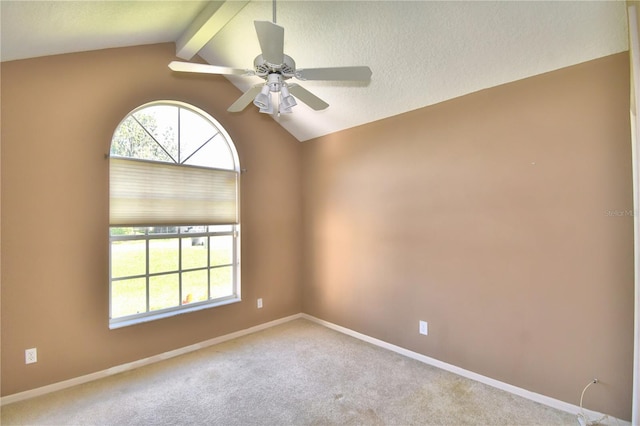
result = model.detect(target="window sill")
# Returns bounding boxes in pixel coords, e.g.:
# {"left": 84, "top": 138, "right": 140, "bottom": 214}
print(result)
{"left": 109, "top": 296, "right": 241, "bottom": 330}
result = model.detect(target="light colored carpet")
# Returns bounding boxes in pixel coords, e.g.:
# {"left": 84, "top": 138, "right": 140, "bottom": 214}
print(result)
{"left": 1, "top": 318, "right": 577, "bottom": 425}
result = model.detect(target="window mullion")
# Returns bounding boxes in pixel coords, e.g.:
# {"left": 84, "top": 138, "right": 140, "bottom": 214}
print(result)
{"left": 131, "top": 114, "right": 177, "bottom": 164}
{"left": 180, "top": 132, "right": 218, "bottom": 165}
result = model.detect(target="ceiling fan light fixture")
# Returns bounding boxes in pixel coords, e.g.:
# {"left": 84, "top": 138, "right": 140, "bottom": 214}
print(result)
{"left": 280, "top": 84, "right": 297, "bottom": 111}
{"left": 253, "top": 85, "right": 272, "bottom": 111}
{"left": 259, "top": 103, "right": 274, "bottom": 114}
{"left": 278, "top": 103, "right": 293, "bottom": 114}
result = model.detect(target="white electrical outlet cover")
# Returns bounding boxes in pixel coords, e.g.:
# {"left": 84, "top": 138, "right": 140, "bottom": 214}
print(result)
{"left": 419, "top": 321, "right": 428, "bottom": 335}
{"left": 25, "top": 348, "right": 37, "bottom": 364}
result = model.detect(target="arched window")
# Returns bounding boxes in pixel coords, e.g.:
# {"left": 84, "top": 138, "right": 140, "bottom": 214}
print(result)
{"left": 108, "top": 101, "right": 240, "bottom": 328}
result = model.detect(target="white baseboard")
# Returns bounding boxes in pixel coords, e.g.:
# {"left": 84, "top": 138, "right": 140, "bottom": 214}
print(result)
{"left": 301, "top": 313, "right": 631, "bottom": 426}
{"left": 0, "top": 313, "right": 303, "bottom": 406}
{"left": 1, "top": 312, "right": 632, "bottom": 425}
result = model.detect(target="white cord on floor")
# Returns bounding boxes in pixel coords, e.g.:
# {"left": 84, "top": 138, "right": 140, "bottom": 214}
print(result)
{"left": 576, "top": 379, "right": 618, "bottom": 426}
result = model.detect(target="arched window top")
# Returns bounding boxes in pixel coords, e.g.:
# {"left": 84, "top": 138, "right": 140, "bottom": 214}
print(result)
{"left": 111, "top": 101, "right": 239, "bottom": 171}
{"left": 109, "top": 101, "right": 240, "bottom": 227}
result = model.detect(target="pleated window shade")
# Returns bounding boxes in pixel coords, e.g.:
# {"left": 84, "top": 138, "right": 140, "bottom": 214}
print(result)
{"left": 110, "top": 157, "right": 238, "bottom": 226}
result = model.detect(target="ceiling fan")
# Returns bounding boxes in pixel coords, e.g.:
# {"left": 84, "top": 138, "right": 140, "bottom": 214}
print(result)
{"left": 168, "top": 2, "right": 372, "bottom": 115}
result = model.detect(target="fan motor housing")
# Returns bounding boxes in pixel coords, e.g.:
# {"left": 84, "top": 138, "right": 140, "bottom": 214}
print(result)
{"left": 254, "top": 54, "right": 296, "bottom": 79}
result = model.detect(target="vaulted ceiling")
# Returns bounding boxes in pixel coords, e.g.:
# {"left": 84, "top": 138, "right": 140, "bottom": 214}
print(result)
{"left": 0, "top": 1, "right": 629, "bottom": 141}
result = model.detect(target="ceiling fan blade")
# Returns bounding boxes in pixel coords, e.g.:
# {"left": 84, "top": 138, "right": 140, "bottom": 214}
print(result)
{"left": 254, "top": 20, "right": 284, "bottom": 65}
{"left": 287, "top": 84, "right": 329, "bottom": 111}
{"left": 169, "top": 61, "right": 254, "bottom": 77}
{"left": 295, "top": 66, "right": 372, "bottom": 81}
{"left": 227, "top": 84, "right": 264, "bottom": 112}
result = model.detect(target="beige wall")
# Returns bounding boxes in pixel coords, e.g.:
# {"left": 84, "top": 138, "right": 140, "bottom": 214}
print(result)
{"left": 1, "top": 43, "right": 634, "bottom": 420}
{"left": 0, "top": 43, "right": 303, "bottom": 395}
{"left": 301, "top": 53, "right": 634, "bottom": 420}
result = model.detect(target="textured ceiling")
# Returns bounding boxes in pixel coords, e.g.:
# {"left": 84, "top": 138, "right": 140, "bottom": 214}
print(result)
{"left": 0, "top": 1, "right": 630, "bottom": 142}
{"left": 0, "top": 1, "right": 209, "bottom": 61}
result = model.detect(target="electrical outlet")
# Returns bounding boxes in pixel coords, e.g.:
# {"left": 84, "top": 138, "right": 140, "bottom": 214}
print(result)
{"left": 25, "top": 348, "right": 37, "bottom": 364}
{"left": 257, "top": 298, "right": 263, "bottom": 309}
{"left": 419, "top": 321, "right": 428, "bottom": 336}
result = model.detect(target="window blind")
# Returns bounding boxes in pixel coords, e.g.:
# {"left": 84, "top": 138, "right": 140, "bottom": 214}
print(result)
{"left": 110, "top": 157, "right": 238, "bottom": 226}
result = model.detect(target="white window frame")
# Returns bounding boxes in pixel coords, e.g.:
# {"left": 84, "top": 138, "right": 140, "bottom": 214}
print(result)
{"left": 108, "top": 101, "right": 241, "bottom": 329}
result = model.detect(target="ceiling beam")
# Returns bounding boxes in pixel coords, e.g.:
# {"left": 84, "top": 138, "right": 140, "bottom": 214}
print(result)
{"left": 175, "top": 0, "right": 250, "bottom": 60}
